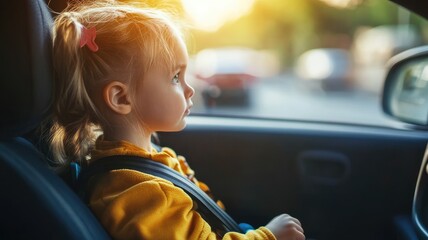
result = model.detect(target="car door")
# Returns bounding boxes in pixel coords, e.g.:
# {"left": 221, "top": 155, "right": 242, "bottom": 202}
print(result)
{"left": 158, "top": 116, "right": 427, "bottom": 240}
{"left": 158, "top": 1, "right": 428, "bottom": 240}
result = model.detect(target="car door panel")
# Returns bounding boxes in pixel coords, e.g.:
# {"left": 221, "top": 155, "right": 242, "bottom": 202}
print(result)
{"left": 158, "top": 116, "right": 428, "bottom": 240}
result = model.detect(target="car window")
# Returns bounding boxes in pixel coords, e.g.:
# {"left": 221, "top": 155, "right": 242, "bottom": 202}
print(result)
{"left": 180, "top": 0, "right": 428, "bottom": 127}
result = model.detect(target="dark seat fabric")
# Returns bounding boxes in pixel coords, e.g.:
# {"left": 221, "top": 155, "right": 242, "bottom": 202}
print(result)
{"left": 0, "top": 137, "right": 110, "bottom": 239}
{"left": 0, "top": 0, "right": 52, "bottom": 139}
{"left": 0, "top": 0, "right": 109, "bottom": 239}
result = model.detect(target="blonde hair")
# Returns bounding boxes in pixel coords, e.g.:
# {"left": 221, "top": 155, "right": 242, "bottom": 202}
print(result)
{"left": 49, "top": 1, "right": 184, "bottom": 168}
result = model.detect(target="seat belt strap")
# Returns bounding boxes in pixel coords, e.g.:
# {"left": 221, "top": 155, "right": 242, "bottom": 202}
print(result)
{"left": 76, "top": 155, "right": 243, "bottom": 236}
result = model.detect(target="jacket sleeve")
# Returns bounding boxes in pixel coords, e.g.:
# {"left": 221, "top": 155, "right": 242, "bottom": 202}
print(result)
{"left": 88, "top": 170, "right": 276, "bottom": 240}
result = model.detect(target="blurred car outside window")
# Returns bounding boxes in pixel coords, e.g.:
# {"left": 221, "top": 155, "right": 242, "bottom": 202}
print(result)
{"left": 192, "top": 47, "right": 279, "bottom": 107}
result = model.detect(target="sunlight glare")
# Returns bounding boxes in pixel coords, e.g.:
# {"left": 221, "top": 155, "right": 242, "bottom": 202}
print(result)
{"left": 181, "top": 0, "right": 255, "bottom": 31}
{"left": 319, "top": 0, "right": 362, "bottom": 8}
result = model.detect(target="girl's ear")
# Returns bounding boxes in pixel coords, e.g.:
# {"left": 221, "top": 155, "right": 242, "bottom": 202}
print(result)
{"left": 103, "top": 81, "right": 132, "bottom": 115}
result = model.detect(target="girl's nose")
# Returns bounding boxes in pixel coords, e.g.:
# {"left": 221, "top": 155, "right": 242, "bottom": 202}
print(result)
{"left": 185, "top": 82, "right": 195, "bottom": 99}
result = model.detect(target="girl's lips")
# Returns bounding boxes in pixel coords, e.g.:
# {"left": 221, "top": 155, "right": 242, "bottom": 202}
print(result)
{"left": 185, "top": 104, "right": 193, "bottom": 116}
{"left": 185, "top": 108, "right": 191, "bottom": 115}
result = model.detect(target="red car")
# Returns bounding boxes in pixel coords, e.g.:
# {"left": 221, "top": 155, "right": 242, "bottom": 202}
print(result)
{"left": 194, "top": 47, "right": 259, "bottom": 106}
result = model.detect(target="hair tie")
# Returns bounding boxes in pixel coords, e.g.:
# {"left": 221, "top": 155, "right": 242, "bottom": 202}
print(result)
{"left": 79, "top": 26, "right": 99, "bottom": 52}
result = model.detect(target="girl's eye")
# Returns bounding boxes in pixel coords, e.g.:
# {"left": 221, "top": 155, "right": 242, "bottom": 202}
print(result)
{"left": 172, "top": 73, "right": 180, "bottom": 84}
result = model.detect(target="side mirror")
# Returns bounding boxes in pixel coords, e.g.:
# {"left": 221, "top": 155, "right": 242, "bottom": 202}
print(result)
{"left": 382, "top": 46, "right": 428, "bottom": 125}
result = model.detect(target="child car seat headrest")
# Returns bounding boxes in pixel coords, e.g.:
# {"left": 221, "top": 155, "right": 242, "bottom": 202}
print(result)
{"left": 0, "top": 0, "right": 53, "bottom": 139}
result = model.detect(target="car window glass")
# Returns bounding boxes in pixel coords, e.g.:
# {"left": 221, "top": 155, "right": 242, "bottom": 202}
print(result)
{"left": 182, "top": 0, "right": 428, "bottom": 127}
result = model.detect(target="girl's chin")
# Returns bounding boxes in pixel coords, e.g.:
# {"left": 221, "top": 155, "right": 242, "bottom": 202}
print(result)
{"left": 158, "top": 121, "right": 186, "bottom": 132}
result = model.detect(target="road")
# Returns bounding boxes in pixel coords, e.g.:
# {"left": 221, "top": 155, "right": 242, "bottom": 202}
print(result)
{"left": 192, "top": 74, "right": 402, "bottom": 128}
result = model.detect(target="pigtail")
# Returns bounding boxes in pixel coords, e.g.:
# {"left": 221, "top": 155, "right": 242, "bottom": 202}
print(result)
{"left": 50, "top": 12, "right": 99, "bottom": 169}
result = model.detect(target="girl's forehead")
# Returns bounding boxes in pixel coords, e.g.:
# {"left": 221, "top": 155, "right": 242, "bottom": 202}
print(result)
{"left": 173, "top": 37, "right": 189, "bottom": 63}
{"left": 137, "top": 32, "right": 187, "bottom": 75}
{"left": 161, "top": 37, "right": 188, "bottom": 71}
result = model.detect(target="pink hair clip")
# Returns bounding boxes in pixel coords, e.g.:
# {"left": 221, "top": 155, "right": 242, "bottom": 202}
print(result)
{"left": 79, "top": 26, "right": 99, "bottom": 52}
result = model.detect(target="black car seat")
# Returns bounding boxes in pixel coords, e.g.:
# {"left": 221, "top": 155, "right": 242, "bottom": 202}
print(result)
{"left": 0, "top": 0, "right": 110, "bottom": 239}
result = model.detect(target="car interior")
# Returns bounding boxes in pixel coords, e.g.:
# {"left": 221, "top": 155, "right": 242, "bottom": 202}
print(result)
{"left": 0, "top": 0, "right": 109, "bottom": 239}
{"left": 1, "top": 0, "right": 428, "bottom": 240}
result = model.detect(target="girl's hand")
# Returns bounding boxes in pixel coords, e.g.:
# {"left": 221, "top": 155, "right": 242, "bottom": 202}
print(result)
{"left": 265, "top": 214, "right": 305, "bottom": 240}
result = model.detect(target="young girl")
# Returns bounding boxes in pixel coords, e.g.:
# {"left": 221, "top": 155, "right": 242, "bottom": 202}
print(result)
{"left": 49, "top": 1, "right": 305, "bottom": 240}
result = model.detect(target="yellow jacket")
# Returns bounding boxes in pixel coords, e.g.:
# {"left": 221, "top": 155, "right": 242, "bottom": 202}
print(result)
{"left": 88, "top": 139, "right": 276, "bottom": 240}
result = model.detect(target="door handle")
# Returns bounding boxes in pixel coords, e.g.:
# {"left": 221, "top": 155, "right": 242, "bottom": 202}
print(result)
{"left": 297, "top": 150, "right": 350, "bottom": 186}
